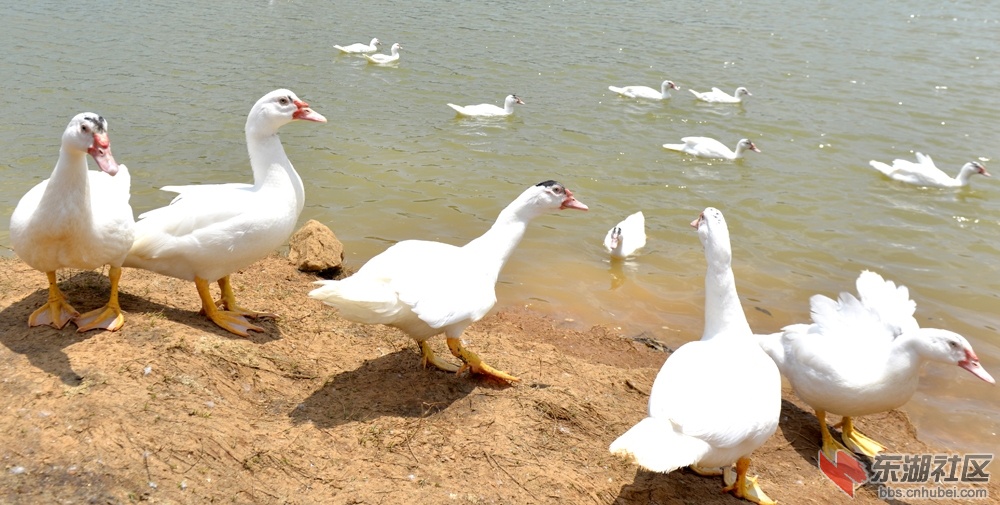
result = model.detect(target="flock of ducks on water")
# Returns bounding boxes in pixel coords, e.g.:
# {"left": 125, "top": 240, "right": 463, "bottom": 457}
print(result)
{"left": 333, "top": 36, "right": 402, "bottom": 65}
{"left": 7, "top": 34, "right": 996, "bottom": 504}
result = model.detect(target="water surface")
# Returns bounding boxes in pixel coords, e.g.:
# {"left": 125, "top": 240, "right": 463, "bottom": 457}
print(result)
{"left": 1, "top": 0, "right": 998, "bottom": 453}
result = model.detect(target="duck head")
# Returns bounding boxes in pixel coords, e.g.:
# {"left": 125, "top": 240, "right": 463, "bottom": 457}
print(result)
{"left": 65, "top": 112, "right": 119, "bottom": 176}
{"left": 608, "top": 226, "right": 623, "bottom": 250}
{"left": 916, "top": 329, "right": 995, "bottom": 384}
{"left": 737, "top": 139, "right": 761, "bottom": 154}
{"left": 968, "top": 161, "right": 991, "bottom": 178}
{"left": 246, "top": 89, "right": 327, "bottom": 137}
{"left": 516, "top": 180, "right": 588, "bottom": 217}
{"left": 692, "top": 207, "right": 732, "bottom": 264}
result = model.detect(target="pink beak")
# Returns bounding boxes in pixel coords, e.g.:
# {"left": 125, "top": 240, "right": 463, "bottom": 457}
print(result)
{"left": 87, "top": 131, "right": 119, "bottom": 176}
{"left": 959, "top": 351, "right": 996, "bottom": 384}
{"left": 560, "top": 189, "right": 588, "bottom": 210}
{"left": 293, "top": 99, "right": 328, "bottom": 123}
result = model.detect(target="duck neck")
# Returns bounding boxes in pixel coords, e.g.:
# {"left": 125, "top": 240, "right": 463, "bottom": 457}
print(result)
{"left": 247, "top": 130, "right": 305, "bottom": 215}
{"left": 610, "top": 240, "right": 625, "bottom": 257}
{"left": 882, "top": 332, "right": 927, "bottom": 383}
{"left": 504, "top": 99, "right": 515, "bottom": 114}
{"left": 660, "top": 83, "right": 671, "bottom": 98}
{"left": 43, "top": 148, "right": 91, "bottom": 211}
{"left": 955, "top": 164, "right": 976, "bottom": 186}
{"left": 462, "top": 203, "right": 535, "bottom": 285}
{"left": 701, "top": 249, "right": 751, "bottom": 340}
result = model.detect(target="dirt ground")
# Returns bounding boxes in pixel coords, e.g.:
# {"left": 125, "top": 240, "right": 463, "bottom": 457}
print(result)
{"left": 0, "top": 254, "right": 995, "bottom": 504}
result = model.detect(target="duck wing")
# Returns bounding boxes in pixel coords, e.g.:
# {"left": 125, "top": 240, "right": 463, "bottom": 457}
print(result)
{"left": 329, "top": 241, "right": 497, "bottom": 329}
{"left": 649, "top": 340, "right": 778, "bottom": 449}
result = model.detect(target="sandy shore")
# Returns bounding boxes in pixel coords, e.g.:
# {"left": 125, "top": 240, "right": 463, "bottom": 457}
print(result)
{"left": 0, "top": 254, "right": 994, "bottom": 504}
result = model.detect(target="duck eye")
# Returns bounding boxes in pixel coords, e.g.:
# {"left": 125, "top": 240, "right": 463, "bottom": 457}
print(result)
{"left": 80, "top": 125, "right": 89, "bottom": 133}
{"left": 948, "top": 341, "right": 959, "bottom": 348}
{"left": 279, "top": 97, "right": 290, "bottom": 105}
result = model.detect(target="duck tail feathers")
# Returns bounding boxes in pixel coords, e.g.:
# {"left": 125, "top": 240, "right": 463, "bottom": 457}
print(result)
{"left": 609, "top": 417, "right": 706, "bottom": 473}
{"left": 869, "top": 160, "right": 895, "bottom": 176}
{"left": 855, "top": 270, "right": 917, "bottom": 333}
{"left": 308, "top": 278, "right": 404, "bottom": 324}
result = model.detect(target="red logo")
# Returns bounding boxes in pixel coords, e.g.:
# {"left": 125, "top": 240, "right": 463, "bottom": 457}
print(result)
{"left": 819, "top": 449, "right": 868, "bottom": 497}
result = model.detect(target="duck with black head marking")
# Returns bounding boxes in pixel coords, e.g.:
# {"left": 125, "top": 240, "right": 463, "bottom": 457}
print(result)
{"left": 663, "top": 137, "right": 761, "bottom": 161}
{"left": 10, "top": 112, "right": 134, "bottom": 332}
{"left": 309, "top": 180, "right": 588, "bottom": 383}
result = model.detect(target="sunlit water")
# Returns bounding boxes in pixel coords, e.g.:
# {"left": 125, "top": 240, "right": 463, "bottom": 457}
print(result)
{"left": 1, "top": 0, "right": 998, "bottom": 454}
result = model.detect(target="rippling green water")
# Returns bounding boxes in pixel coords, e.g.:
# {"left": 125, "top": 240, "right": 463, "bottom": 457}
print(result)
{"left": 1, "top": 0, "right": 998, "bottom": 452}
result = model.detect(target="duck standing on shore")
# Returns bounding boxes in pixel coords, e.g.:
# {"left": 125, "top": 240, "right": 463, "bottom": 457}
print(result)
{"left": 10, "top": 113, "right": 134, "bottom": 332}
{"left": 758, "top": 271, "right": 995, "bottom": 459}
{"left": 309, "top": 181, "right": 588, "bottom": 383}
{"left": 124, "top": 89, "right": 326, "bottom": 336}
{"left": 610, "top": 208, "right": 781, "bottom": 504}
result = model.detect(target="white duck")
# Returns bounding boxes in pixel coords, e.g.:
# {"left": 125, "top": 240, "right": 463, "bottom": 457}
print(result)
{"left": 334, "top": 37, "right": 381, "bottom": 54}
{"left": 663, "top": 137, "right": 761, "bottom": 160}
{"left": 604, "top": 211, "right": 646, "bottom": 259}
{"left": 447, "top": 94, "right": 525, "bottom": 117}
{"left": 869, "top": 152, "right": 990, "bottom": 188}
{"left": 10, "top": 113, "right": 134, "bottom": 332}
{"left": 608, "top": 80, "right": 680, "bottom": 100}
{"left": 123, "top": 89, "right": 327, "bottom": 336}
{"left": 364, "top": 43, "right": 402, "bottom": 65}
{"left": 308, "top": 180, "right": 588, "bottom": 383}
{"left": 610, "top": 208, "right": 781, "bottom": 505}
{"left": 689, "top": 86, "right": 752, "bottom": 104}
{"left": 758, "top": 271, "right": 995, "bottom": 460}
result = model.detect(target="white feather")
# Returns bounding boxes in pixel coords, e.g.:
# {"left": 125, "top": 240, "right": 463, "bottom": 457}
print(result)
{"left": 760, "top": 271, "right": 995, "bottom": 419}
{"left": 868, "top": 152, "right": 990, "bottom": 188}
{"left": 124, "top": 89, "right": 327, "bottom": 283}
{"left": 610, "top": 208, "right": 781, "bottom": 473}
{"left": 309, "top": 181, "right": 588, "bottom": 344}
